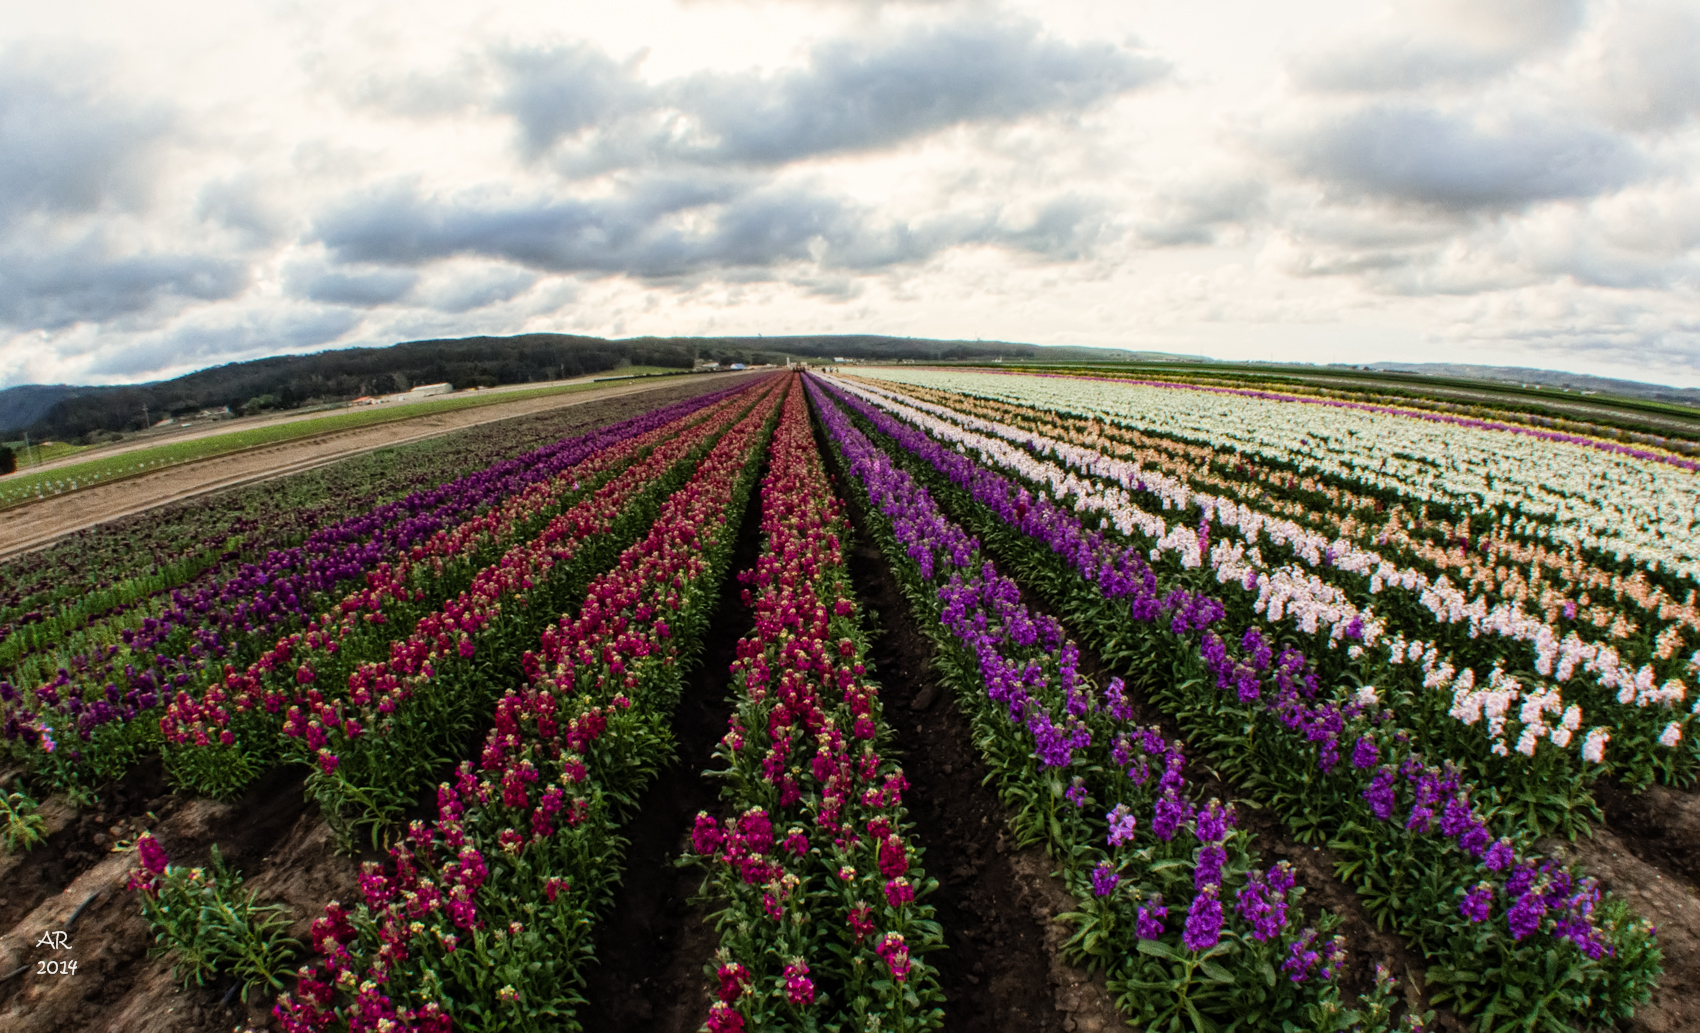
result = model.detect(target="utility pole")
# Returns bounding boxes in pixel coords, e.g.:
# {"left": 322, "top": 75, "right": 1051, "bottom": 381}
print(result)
{"left": 142, "top": 403, "right": 150, "bottom": 431}
{"left": 23, "top": 431, "right": 34, "bottom": 468}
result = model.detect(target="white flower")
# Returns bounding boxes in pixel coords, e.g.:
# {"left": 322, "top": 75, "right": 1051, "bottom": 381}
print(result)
{"left": 1658, "top": 722, "right": 1682, "bottom": 748}
{"left": 1581, "top": 727, "right": 1611, "bottom": 763}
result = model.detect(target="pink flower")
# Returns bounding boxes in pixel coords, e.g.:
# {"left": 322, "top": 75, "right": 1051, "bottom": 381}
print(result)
{"left": 707, "top": 1001, "right": 746, "bottom": 1033}
{"left": 884, "top": 876, "right": 916, "bottom": 907}
{"left": 783, "top": 960, "right": 815, "bottom": 1005}
{"left": 136, "top": 832, "right": 169, "bottom": 874}
{"left": 876, "top": 931, "right": 911, "bottom": 982}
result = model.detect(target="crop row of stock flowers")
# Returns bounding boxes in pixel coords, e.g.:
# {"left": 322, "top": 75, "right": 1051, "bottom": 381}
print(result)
{"left": 279, "top": 380, "right": 780, "bottom": 847}
{"left": 875, "top": 376, "right": 1700, "bottom": 683}
{"left": 265, "top": 377, "right": 787, "bottom": 1033}
{"left": 850, "top": 367, "right": 1700, "bottom": 623}
{"left": 689, "top": 385, "right": 945, "bottom": 1032}
{"left": 805, "top": 377, "right": 1410, "bottom": 1033}
{"left": 159, "top": 380, "right": 772, "bottom": 811}
{"left": 1, "top": 382, "right": 756, "bottom": 796}
{"left": 0, "top": 408, "right": 610, "bottom": 675}
{"left": 835, "top": 374, "right": 1698, "bottom": 811}
{"left": 0, "top": 396, "right": 656, "bottom": 656}
{"left": 814, "top": 377, "right": 1661, "bottom": 1032}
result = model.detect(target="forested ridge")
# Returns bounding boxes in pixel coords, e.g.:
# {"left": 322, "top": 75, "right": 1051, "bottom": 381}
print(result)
{"left": 0, "top": 334, "right": 1147, "bottom": 441}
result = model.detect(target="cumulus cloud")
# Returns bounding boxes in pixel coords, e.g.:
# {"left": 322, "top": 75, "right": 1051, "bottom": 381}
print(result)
{"left": 311, "top": 171, "right": 1119, "bottom": 281}
{"left": 87, "top": 305, "right": 364, "bottom": 379}
{"left": 495, "top": 19, "right": 1166, "bottom": 172}
{"left": 1136, "top": 178, "right": 1267, "bottom": 246}
{"left": 1275, "top": 105, "right": 1644, "bottom": 210}
{"left": 420, "top": 263, "right": 540, "bottom": 311}
{"left": 0, "top": 236, "right": 248, "bottom": 330}
{"left": 0, "top": 55, "right": 174, "bottom": 228}
{"left": 196, "top": 176, "right": 293, "bottom": 247}
{"left": 1291, "top": 0, "right": 1585, "bottom": 92}
{"left": 1576, "top": 4, "right": 1700, "bottom": 131}
{"left": 666, "top": 20, "right": 1166, "bottom": 165}
{"left": 493, "top": 43, "right": 653, "bottom": 156}
{"left": 284, "top": 259, "right": 419, "bottom": 305}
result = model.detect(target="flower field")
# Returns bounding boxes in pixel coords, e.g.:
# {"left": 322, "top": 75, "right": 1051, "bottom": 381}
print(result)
{"left": 2, "top": 366, "right": 1697, "bottom": 1033}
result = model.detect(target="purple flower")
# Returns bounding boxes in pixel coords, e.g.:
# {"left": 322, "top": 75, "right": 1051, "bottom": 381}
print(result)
{"left": 1182, "top": 885, "right": 1223, "bottom": 951}
{"left": 1362, "top": 767, "right": 1396, "bottom": 821}
{"left": 1102, "top": 676, "right": 1133, "bottom": 721}
{"left": 1065, "top": 781, "right": 1088, "bottom": 808}
{"left": 1106, "top": 804, "right": 1138, "bottom": 846}
{"left": 1136, "top": 894, "right": 1168, "bottom": 939}
{"left": 1235, "top": 864, "right": 1291, "bottom": 941}
{"left": 1194, "top": 845, "right": 1226, "bottom": 890}
{"left": 1152, "top": 790, "right": 1191, "bottom": 841}
{"left": 1194, "top": 799, "right": 1231, "bottom": 843}
{"left": 1283, "top": 929, "right": 1321, "bottom": 983}
{"left": 1350, "top": 736, "right": 1379, "bottom": 769}
{"left": 1483, "top": 838, "right": 1515, "bottom": 872}
{"left": 1091, "top": 861, "right": 1120, "bottom": 897}
{"left": 1507, "top": 889, "right": 1547, "bottom": 940}
{"left": 1460, "top": 883, "right": 1494, "bottom": 923}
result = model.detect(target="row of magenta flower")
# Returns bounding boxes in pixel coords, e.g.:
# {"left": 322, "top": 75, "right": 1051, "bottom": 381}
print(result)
{"left": 808, "top": 377, "right": 1659, "bottom": 1032}
{"left": 217, "top": 376, "right": 796, "bottom": 1033}
{"left": 1, "top": 379, "right": 757, "bottom": 793}
{"left": 132, "top": 377, "right": 952, "bottom": 1033}
{"left": 34, "top": 378, "right": 759, "bottom": 819}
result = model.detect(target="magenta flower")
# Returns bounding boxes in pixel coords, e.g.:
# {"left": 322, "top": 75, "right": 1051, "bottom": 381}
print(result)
{"left": 137, "top": 831, "right": 169, "bottom": 875}
{"left": 783, "top": 960, "right": 815, "bottom": 1005}
{"left": 884, "top": 877, "right": 916, "bottom": 907}
{"left": 876, "top": 932, "right": 911, "bottom": 982}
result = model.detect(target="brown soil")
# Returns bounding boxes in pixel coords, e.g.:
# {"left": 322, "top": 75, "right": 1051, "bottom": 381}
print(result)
{"left": 0, "top": 765, "right": 366, "bottom": 1033}
{"left": 0, "top": 372, "right": 764, "bottom": 562}
{"left": 841, "top": 523, "right": 1119, "bottom": 1032}
{"left": 575, "top": 460, "right": 766, "bottom": 1033}
{"left": 1577, "top": 781, "right": 1700, "bottom": 1033}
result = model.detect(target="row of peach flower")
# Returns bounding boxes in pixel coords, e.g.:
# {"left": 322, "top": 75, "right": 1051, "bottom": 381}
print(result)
{"left": 836, "top": 374, "right": 1696, "bottom": 787}
{"left": 878, "top": 376, "right": 1698, "bottom": 663}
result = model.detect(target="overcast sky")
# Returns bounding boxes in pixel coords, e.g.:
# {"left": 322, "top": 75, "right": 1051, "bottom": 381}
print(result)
{"left": 2, "top": 0, "right": 1698, "bottom": 388}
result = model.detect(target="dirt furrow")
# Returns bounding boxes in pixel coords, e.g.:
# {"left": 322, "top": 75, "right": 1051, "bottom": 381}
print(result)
{"left": 575, "top": 466, "right": 765, "bottom": 1033}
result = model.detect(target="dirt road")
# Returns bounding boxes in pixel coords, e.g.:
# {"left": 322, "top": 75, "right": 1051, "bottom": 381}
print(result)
{"left": 0, "top": 372, "right": 758, "bottom": 562}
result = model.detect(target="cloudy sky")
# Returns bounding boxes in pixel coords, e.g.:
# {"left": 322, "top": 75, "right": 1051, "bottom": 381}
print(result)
{"left": 2, "top": 0, "right": 1698, "bottom": 388}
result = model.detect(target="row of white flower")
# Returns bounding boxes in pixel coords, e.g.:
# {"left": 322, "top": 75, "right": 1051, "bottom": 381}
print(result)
{"left": 843, "top": 373, "right": 1697, "bottom": 682}
{"left": 849, "top": 368, "right": 1700, "bottom": 588}
{"left": 826, "top": 374, "right": 1694, "bottom": 765}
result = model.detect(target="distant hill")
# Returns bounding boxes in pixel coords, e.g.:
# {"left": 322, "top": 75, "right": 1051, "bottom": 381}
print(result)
{"left": 0, "top": 385, "right": 90, "bottom": 437}
{"left": 1360, "top": 362, "right": 1700, "bottom": 407}
{"left": 0, "top": 333, "right": 1174, "bottom": 442}
{"left": 673, "top": 335, "right": 1202, "bottom": 365}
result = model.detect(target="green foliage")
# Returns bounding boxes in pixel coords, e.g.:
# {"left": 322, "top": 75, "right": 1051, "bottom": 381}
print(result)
{"left": 1, "top": 785, "right": 48, "bottom": 852}
{"left": 133, "top": 844, "right": 302, "bottom": 1001}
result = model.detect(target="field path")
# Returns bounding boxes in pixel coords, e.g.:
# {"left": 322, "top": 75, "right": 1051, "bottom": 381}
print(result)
{"left": 0, "top": 372, "right": 756, "bottom": 562}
